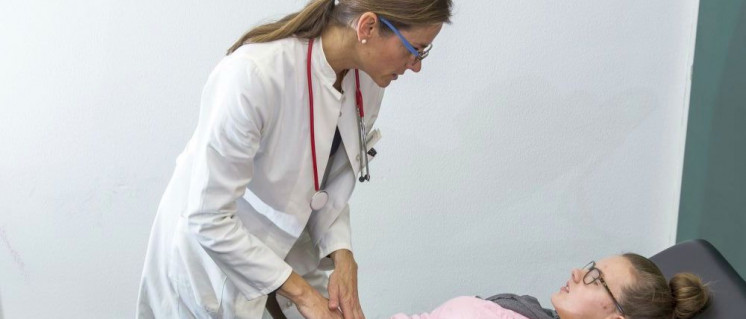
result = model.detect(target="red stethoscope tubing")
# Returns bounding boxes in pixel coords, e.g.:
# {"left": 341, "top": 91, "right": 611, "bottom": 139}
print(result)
{"left": 307, "top": 38, "right": 320, "bottom": 191}
{"left": 306, "top": 38, "right": 364, "bottom": 192}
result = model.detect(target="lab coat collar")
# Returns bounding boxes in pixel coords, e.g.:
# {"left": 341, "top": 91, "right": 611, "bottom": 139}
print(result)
{"left": 311, "top": 36, "right": 340, "bottom": 96}
{"left": 337, "top": 77, "right": 363, "bottom": 178}
{"left": 307, "top": 36, "right": 361, "bottom": 187}
{"left": 307, "top": 36, "right": 365, "bottom": 181}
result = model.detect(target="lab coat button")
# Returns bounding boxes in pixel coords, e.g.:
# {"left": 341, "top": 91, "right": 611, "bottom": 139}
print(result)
{"left": 356, "top": 154, "right": 360, "bottom": 161}
{"left": 339, "top": 111, "right": 342, "bottom": 117}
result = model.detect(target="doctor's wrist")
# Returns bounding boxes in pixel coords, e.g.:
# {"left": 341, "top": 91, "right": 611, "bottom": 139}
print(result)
{"left": 329, "top": 249, "right": 354, "bottom": 265}
{"left": 277, "top": 272, "right": 315, "bottom": 304}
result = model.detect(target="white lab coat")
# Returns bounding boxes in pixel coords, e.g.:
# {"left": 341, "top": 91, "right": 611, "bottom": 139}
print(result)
{"left": 136, "top": 36, "right": 384, "bottom": 318}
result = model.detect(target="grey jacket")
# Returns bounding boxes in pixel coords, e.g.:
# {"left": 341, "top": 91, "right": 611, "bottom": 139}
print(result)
{"left": 483, "top": 294, "right": 560, "bottom": 319}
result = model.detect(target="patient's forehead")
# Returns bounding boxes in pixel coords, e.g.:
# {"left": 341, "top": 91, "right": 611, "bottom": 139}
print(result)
{"left": 595, "top": 256, "right": 635, "bottom": 295}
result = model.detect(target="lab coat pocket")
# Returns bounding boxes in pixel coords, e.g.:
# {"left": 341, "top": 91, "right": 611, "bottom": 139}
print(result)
{"left": 220, "top": 279, "right": 267, "bottom": 319}
{"left": 169, "top": 223, "right": 226, "bottom": 318}
{"left": 174, "top": 276, "right": 225, "bottom": 319}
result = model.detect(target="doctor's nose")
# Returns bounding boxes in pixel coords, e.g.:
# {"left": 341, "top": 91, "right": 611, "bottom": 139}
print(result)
{"left": 408, "top": 58, "right": 422, "bottom": 73}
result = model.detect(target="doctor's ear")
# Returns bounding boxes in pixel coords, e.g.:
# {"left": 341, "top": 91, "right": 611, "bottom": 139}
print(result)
{"left": 356, "top": 12, "right": 378, "bottom": 42}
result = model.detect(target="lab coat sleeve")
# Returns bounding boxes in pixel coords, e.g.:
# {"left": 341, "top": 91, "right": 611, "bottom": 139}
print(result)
{"left": 185, "top": 54, "right": 292, "bottom": 300}
{"left": 315, "top": 204, "right": 352, "bottom": 270}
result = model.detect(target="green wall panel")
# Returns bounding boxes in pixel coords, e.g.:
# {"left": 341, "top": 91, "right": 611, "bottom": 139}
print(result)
{"left": 678, "top": 0, "right": 746, "bottom": 278}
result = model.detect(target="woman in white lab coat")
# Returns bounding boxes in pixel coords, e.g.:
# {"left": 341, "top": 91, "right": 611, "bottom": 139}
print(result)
{"left": 136, "top": 0, "right": 452, "bottom": 318}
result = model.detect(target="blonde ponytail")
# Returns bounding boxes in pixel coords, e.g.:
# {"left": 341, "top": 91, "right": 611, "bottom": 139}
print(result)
{"left": 227, "top": 0, "right": 335, "bottom": 54}
{"left": 227, "top": 0, "right": 453, "bottom": 54}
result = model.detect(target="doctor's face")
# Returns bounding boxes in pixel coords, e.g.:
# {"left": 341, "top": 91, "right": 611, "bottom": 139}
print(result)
{"left": 361, "top": 20, "right": 443, "bottom": 87}
{"left": 550, "top": 256, "right": 632, "bottom": 319}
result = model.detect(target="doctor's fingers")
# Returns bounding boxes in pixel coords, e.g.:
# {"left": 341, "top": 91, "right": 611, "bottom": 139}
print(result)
{"left": 297, "top": 301, "right": 343, "bottom": 319}
{"left": 340, "top": 300, "right": 365, "bottom": 319}
{"left": 328, "top": 308, "right": 345, "bottom": 319}
{"left": 327, "top": 284, "right": 364, "bottom": 319}
{"left": 311, "top": 307, "right": 344, "bottom": 319}
{"left": 335, "top": 289, "right": 365, "bottom": 319}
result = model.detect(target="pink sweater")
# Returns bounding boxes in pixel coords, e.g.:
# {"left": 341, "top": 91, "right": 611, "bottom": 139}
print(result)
{"left": 389, "top": 296, "right": 531, "bottom": 319}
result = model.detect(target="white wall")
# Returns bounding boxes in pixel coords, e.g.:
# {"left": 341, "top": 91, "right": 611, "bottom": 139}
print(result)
{"left": 0, "top": 0, "right": 698, "bottom": 318}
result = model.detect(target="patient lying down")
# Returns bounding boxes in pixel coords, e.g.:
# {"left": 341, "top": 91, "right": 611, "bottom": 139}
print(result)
{"left": 390, "top": 254, "right": 709, "bottom": 319}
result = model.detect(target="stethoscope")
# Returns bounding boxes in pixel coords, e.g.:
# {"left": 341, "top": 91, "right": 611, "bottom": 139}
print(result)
{"left": 307, "top": 38, "right": 371, "bottom": 210}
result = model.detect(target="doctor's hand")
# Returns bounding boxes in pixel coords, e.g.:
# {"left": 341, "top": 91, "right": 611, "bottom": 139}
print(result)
{"left": 278, "top": 272, "right": 343, "bottom": 319}
{"left": 327, "top": 249, "right": 365, "bottom": 319}
{"left": 296, "top": 294, "right": 344, "bottom": 319}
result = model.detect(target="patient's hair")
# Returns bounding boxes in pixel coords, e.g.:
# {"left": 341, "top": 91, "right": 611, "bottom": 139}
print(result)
{"left": 620, "top": 253, "right": 710, "bottom": 319}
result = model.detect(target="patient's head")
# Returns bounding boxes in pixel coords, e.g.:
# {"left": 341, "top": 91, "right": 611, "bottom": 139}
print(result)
{"left": 550, "top": 254, "right": 709, "bottom": 319}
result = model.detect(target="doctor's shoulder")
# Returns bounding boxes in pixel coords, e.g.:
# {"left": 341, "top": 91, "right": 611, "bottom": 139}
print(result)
{"left": 205, "top": 38, "right": 299, "bottom": 93}
{"left": 223, "top": 37, "right": 301, "bottom": 74}
{"left": 207, "top": 38, "right": 302, "bottom": 97}
{"left": 194, "top": 42, "right": 292, "bottom": 132}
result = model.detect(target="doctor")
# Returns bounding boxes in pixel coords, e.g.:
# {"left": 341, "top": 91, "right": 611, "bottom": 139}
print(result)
{"left": 136, "top": 0, "right": 452, "bottom": 318}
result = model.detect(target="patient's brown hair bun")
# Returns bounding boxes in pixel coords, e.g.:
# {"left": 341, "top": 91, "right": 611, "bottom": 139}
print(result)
{"left": 620, "top": 253, "right": 710, "bottom": 319}
{"left": 670, "top": 272, "right": 709, "bottom": 319}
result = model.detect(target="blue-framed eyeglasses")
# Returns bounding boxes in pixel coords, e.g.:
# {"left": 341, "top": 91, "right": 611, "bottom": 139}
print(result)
{"left": 378, "top": 16, "right": 432, "bottom": 61}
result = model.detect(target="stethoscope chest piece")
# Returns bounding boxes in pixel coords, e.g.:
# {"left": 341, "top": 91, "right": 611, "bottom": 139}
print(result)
{"left": 310, "top": 190, "right": 329, "bottom": 210}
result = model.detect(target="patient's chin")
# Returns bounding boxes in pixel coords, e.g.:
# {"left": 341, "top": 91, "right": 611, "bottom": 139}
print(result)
{"left": 550, "top": 292, "right": 561, "bottom": 305}
{"left": 550, "top": 294, "right": 570, "bottom": 318}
